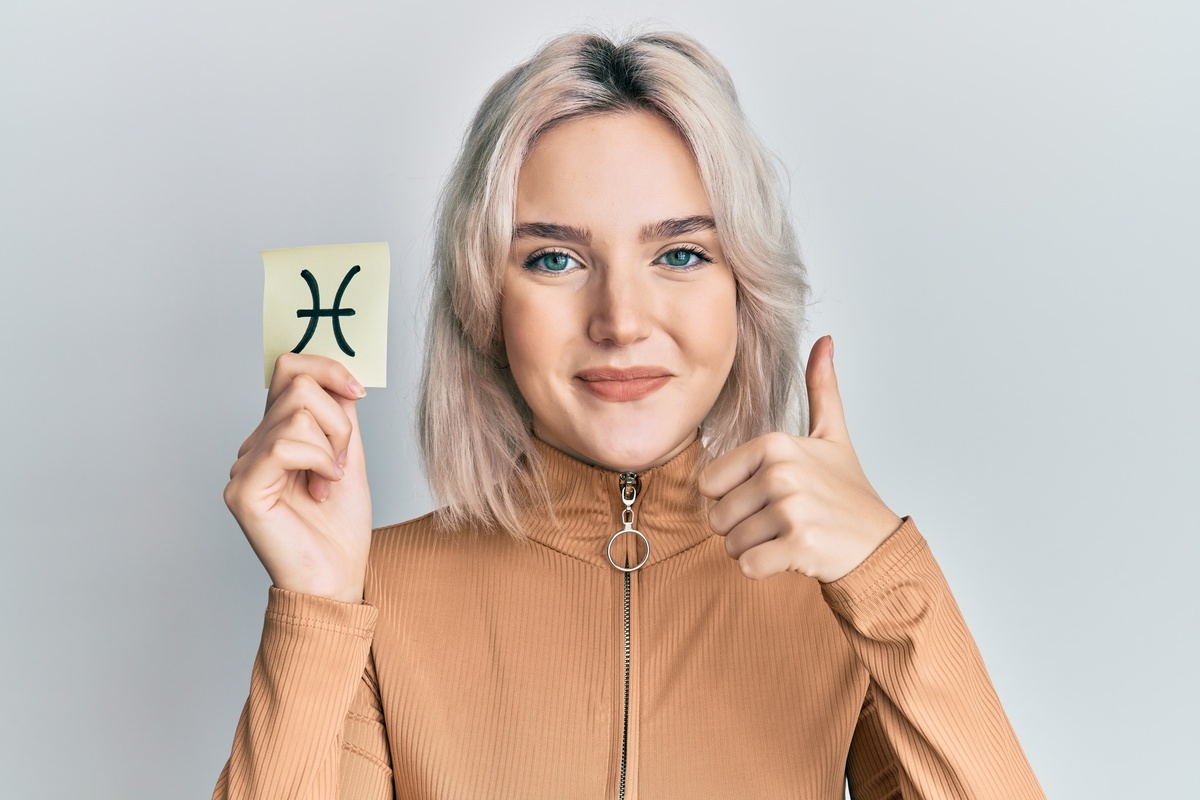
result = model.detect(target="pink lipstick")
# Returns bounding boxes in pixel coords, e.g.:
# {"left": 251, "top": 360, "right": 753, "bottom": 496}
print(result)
{"left": 575, "top": 366, "right": 671, "bottom": 402}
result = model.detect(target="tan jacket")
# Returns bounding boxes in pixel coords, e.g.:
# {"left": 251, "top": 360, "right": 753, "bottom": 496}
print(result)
{"left": 214, "top": 439, "right": 1044, "bottom": 798}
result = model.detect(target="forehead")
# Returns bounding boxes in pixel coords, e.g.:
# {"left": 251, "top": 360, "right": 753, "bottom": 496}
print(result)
{"left": 515, "top": 111, "right": 713, "bottom": 233}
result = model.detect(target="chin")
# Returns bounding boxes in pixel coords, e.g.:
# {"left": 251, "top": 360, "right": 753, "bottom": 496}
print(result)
{"left": 569, "top": 429, "right": 696, "bottom": 473}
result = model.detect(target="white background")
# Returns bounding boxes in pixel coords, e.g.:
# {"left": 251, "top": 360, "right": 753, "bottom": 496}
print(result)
{"left": 2, "top": 1, "right": 1196, "bottom": 797}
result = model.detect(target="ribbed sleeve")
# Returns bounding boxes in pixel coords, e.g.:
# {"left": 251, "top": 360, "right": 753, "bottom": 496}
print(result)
{"left": 212, "top": 587, "right": 391, "bottom": 800}
{"left": 823, "top": 517, "right": 1045, "bottom": 799}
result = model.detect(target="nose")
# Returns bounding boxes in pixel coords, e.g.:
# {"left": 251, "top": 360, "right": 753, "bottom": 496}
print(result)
{"left": 586, "top": 265, "right": 653, "bottom": 347}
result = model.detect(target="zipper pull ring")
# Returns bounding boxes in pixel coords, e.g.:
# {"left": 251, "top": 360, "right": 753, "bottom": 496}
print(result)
{"left": 607, "top": 472, "right": 650, "bottom": 572}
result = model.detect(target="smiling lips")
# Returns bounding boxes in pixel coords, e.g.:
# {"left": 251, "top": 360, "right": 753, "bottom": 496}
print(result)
{"left": 575, "top": 367, "right": 672, "bottom": 402}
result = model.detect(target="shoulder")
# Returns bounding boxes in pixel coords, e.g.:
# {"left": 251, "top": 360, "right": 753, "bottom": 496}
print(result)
{"left": 369, "top": 508, "right": 492, "bottom": 559}
{"left": 364, "top": 509, "right": 529, "bottom": 591}
{"left": 372, "top": 508, "right": 443, "bottom": 543}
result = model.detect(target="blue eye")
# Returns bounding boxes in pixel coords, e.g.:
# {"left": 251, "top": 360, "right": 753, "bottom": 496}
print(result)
{"left": 523, "top": 250, "right": 579, "bottom": 273}
{"left": 657, "top": 247, "right": 712, "bottom": 270}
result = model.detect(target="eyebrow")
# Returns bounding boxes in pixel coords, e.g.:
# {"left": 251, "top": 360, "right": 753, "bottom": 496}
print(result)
{"left": 512, "top": 222, "right": 591, "bottom": 246}
{"left": 512, "top": 215, "right": 717, "bottom": 245}
{"left": 640, "top": 215, "right": 717, "bottom": 241}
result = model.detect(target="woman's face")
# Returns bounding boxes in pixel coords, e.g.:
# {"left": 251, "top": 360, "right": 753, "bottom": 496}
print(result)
{"left": 501, "top": 110, "right": 738, "bottom": 472}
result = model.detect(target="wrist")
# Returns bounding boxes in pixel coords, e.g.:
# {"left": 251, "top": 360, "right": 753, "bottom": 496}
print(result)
{"left": 270, "top": 573, "right": 366, "bottom": 604}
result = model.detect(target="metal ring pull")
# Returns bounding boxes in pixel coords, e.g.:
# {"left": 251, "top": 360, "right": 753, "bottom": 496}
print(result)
{"left": 607, "top": 529, "right": 650, "bottom": 572}
{"left": 608, "top": 471, "right": 648, "bottom": 572}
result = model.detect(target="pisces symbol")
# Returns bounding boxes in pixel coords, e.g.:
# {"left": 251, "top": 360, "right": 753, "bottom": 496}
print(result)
{"left": 291, "top": 265, "right": 360, "bottom": 356}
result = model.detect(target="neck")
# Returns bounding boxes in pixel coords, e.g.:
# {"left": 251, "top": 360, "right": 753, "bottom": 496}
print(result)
{"left": 530, "top": 428, "right": 701, "bottom": 474}
{"left": 517, "top": 436, "right": 710, "bottom": 570}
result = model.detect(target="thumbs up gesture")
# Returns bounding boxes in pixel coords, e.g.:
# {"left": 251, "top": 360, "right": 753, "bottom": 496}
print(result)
{"left": 697, "top": 336, "right": 903, "bottom": 583}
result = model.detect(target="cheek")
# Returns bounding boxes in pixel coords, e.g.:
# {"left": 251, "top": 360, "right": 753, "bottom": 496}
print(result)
{"left": 500, "top": 286, "right": 559, "bottom": 391}
{"left": 688, "top": 278, "right": 739, "bottom": 369}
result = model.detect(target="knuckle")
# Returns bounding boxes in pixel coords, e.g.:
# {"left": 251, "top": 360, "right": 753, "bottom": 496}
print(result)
{"left": 222, "top": 480, "right": 242, "bottom": 511}
{"left": 291, "top": 407, "right": 317, "bottom": 428}
{"left": 276, "top": 413, "right": 305, "bottom": 440}
{"left": 236, "top": 435, "right": 255, "bottom": 458}
{"left": 780, "top": 516, "right": 808, "bottom": 544}
{"left": 781, "top": 526, "right": 813, "bottom": 558}
{"left": 762, "top": 462, "right": 800, "bottom": 496}
{"left": 291, "top": 372, "right": 320, "bottom": 395}
{"left": 264, "top": 437, "right": 289, "bottom": 460}
{"left": 274, "top": 351, "right": 300, "bottom": 374}
{"left": 762, "top": 431, "right": 795, "bottom": 457}
{"left": 779, "top": 495, "right": 808, "bottom": 523}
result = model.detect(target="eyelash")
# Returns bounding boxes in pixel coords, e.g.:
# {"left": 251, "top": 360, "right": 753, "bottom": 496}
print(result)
{"left": 521, "top": 245, "right": 715, "bottom": 274}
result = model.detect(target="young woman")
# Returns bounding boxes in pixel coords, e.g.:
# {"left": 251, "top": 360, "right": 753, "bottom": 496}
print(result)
{"left": 215, "top": 31, "right": 1045, "bottom": 799}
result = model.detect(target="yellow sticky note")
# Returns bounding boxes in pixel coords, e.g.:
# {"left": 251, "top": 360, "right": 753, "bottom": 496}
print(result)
{"left": 261, "top": 242, "right": 390, "bottom": 387}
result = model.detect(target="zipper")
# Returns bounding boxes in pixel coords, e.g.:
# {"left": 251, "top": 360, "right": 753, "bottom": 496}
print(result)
{"left": 608, "top": 471, "right": 648, "bottom": 800}
{"left": 619, "top": 568, "right": 631, "bottom": 800}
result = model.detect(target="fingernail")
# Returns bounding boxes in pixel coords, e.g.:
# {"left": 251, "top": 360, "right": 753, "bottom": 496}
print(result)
{"left": 337, "top": 450, "right": 348, "bottom": 468}
{"left": 829, "top": 335, "right": 835, "bottom": 360}
{"left": 334, "top": 464, "right": 345, "bottom": 479}
{"left": 348, "top": 378, "right": 366, "bottom": 398}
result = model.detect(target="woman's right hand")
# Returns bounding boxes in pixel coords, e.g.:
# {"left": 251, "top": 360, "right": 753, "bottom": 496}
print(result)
{"left": 223, "top": 353, "right": 373, "bottom": 603}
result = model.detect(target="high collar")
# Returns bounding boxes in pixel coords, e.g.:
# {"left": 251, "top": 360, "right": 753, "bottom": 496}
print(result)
{"left": 519, "top": 437, "right": 713, "bottom": 570}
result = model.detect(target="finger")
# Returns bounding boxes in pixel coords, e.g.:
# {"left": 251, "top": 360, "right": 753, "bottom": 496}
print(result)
{"left": 269, "top": 408, "right": 344, "bottom": 501}
{"left": 244, "top": 373, "right": 355, "bottom": 462}
{"left": 707, "top": 477, "right": 767, "bottom": 536}
{"left": 724, "top": 504, "right": 786, "bottom": 560}
{"left": 805, "top": 335, "right": 850, "bottom": 443}
{"left": 305, "top": 394, "right": 363, "bottom": 499}
{"left": 707, "top": 457, "right": 805, "bottom": 535}
{"left": 228, "top": 438, "right": 345, "bottom": 507}
{"left": 337, "top": 393, "right": 363, "bottom": 464}
{"left": 737, "top": 537, "right": 804, "bottom": 581}
{"left": 232, "top": 409, "right": 341, "bottom": 503}
{"left": 697, "top": 432, "right": 797, "bottom": 500}
{"left": 266, "top": 352, "right": 366, "bottom": 414}
{"left": 241, "top": 404, "right": 337, "bottom": 463}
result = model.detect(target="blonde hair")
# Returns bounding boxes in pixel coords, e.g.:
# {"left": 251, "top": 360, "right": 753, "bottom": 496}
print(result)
{"left": 419, "top": 29, "right": 810, "bottom": 533}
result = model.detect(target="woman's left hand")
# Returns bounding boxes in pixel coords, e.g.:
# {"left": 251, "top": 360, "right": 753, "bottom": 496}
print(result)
{"left": 697, "top": 335, "right": 903, "bottom": 583}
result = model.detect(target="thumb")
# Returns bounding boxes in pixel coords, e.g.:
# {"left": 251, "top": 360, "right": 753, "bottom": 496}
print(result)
{"left": 806, "top": 335, "right": 850, "bottom": 442}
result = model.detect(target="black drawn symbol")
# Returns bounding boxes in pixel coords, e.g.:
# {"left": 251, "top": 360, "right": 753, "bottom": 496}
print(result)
{"left": 292, "top": 265, "right": 361, "bottom": 356}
